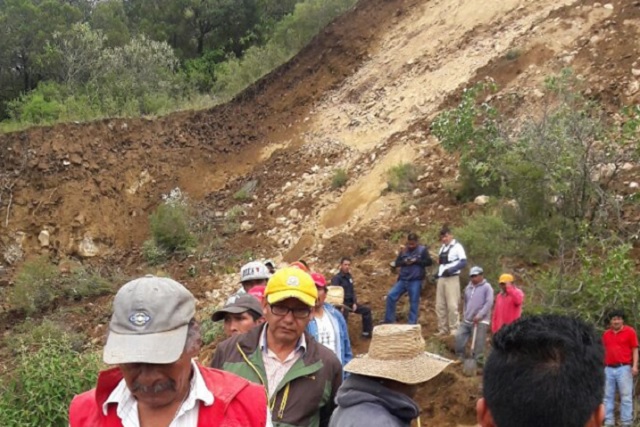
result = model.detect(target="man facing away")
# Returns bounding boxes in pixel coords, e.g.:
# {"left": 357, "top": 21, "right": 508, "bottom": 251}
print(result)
{"left": 307, "top": 272, "right": 353, "bottom": 370}
{"left": 384, "top": 232, "right": 433, "bottom": 325}
{"left": 211, "top": 267, "right": 343, "bottom": 427}
{"left": 212, "top": 294, "right": 266, "bottom": 338}
{"left": 490, "top": 273, "right": 524, "bottom": 334}
{"left": 602, "top": 309, "right": 638, "bottom": 427}
{"left": 69, "top": 275, "right": 269, "bottom": 427}
{"left": 477, "top": 314, "right": 605, "bottom": 427}
{"left": 331, "top": 257, "right": 373, "bottom": 338}
{"left": 329, "top": 324, "right": 451, "bottom": 427}
{"left": 455, "top": 266, "right": 493, "bottom": 365}
{"left": 435, "top": 226, "right": 467, "bottom": 336}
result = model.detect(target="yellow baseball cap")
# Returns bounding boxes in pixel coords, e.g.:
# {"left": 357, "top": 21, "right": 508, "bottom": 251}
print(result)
{"left": 265, "top": 267, "right": 317, "bottom": 307}
{"left": 499, "top": 273, "right": 514, "bottom": 284}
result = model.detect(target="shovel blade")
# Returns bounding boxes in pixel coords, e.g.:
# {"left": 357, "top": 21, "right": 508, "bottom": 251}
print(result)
{"left": 462, "top": 358, "right": 477, "bottom": 376}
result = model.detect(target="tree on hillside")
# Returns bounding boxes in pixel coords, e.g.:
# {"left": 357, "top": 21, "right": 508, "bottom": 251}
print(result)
{"left": 90, "top": 0, "right": 130, "bottom": 47}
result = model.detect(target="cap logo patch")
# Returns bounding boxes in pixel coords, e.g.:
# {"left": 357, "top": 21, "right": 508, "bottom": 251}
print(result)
{"left": 129, "top": 311, "right": 151, "bottom": 327}
{"left": 287, "top": 276, "right": 300, "bottom": 287}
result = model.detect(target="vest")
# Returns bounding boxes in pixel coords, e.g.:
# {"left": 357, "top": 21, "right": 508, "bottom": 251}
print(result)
{"left": 69, "top": 364, "right": 267, "bottom": 427}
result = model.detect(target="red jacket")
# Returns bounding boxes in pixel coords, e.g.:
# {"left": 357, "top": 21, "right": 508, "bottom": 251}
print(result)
{"left": 69, "top": 363, "right": 267, "bottom": 427}
{"left": 491, "top": 285, "right": 524, "bottom": 334}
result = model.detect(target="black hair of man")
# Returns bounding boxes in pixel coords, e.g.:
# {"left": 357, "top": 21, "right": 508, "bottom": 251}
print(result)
{"left": 340, "top": 256, "right": 351, "bottom": 264}
{"left": 298, "top": 259, "right": 310, "bottom": 270}
{"left": 606, "top": 308, "right": 625, "bottom": 322}
{"left": 482, "top": 314, "right": 604, "bottom": 427}
{"left": 439, "top": 226, "right": 451, "bottom": 237}
{"left": 407, "top": 232, "right": 419, "bottom": 242}
{"left": 247, "top": 309, "right": 263, "bottom": 322}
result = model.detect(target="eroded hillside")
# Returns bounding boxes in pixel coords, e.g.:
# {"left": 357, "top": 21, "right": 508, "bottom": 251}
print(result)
{"left": 1, "top": 0, "right": 639, "bottom": 425}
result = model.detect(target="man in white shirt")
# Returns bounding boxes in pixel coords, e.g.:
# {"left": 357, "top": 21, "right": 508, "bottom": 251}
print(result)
{"left": 69, "top": 275, "right": 271, "bottom": 427}
{"left": 435, "top": 226, "right": 467, "bottom": 336}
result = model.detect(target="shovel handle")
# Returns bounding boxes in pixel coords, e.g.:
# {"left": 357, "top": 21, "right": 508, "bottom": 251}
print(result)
{"left": 470, "top": 324, "right": 478, "bottom": 353}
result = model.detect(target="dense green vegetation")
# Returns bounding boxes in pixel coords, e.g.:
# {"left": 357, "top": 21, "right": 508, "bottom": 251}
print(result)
{"left": 433, "top": 72, "right": 640, "bottom": 324}
{"left": 0, "top": 0, "right": 357, "bottom": 131}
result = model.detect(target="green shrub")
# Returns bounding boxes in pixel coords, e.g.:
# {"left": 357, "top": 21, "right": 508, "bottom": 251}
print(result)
{"left": 455, "top": 213, "right": 518, "bottom": 279}
{"left": 331, "top": 168, "right": 348, "bottom": 189}
{"left": 527, "top": 238, "right": 640, "bottom": 328}
{"left": 149, "top": 202, "right": 196, "bottom": 253}
{"left": 387, "top": 163, "right": 420, "bottom": 193}
{"left": 222, "top": 205, "right": 243, "bottom": 235}
{"left": 200, "top": 317, "right": 225, "bottom": 345}
{"left": 8, "top": 258, "right": 62, "bottom": 315}
{"left": 0, "top": 337, "right": 101, "bottom": 427}
{"left": 142, "top": 238, "right": 169, "bottom": 265}
{"left": 65, "top": 266, "right": 114, "bottom": 299}
{"left": 7, "top": 319, "right": 85, "bottom": 355}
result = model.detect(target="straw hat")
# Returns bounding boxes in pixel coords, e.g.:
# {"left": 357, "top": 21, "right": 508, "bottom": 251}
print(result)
{"left": 344, "top": 324, "right": 452, "bottom": 384}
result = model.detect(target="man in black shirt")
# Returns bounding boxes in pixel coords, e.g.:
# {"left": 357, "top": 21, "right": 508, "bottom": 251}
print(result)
{"left": 331, "top": 257, "right": 373, "bottom": 338}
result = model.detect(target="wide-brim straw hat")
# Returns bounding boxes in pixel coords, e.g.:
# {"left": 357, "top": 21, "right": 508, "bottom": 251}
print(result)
{"left": 344, "top": 324, "right": 452, "bottom": 384}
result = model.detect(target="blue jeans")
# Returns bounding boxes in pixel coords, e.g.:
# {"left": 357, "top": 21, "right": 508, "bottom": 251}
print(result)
{"left": 604, "top": 365, "right": 634, "bottom": 426}
{"left": 384, "top": 280, "right": 422, "bottom": 324}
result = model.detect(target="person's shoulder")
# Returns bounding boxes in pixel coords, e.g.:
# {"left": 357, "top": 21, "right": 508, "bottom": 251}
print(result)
{"left": 624, "top": 325, "right": 638, "bottom": 334}
{"left": 307, "top": 333, "right": 342, "bottom": 368}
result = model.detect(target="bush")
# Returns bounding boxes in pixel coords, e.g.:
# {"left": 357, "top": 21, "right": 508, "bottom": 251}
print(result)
{"left": 142, "top": 238, "right": 168, "bottom": 265}
{"left": 331, "top": 168, "right": 348, "bottom": 189}
{"left": 7, "top": 258, "right": 116, "bottom": 314}
{"left": 387, "top": 163, "right": 420, "bottom": 193}
{"left": 0, "top": 337, "right": 101, "bottom": 427}
{"left": 8, "top": 258, "right": 62, "bottom": 315}
{"left": 7, "top": 319, "right": 85, "bottom": 355}
{"left": 149, "top": 202, "right": 196, "bottom": 253}
{"left": 455, "top": 213, "right": 518, "bottom": 279}
{"left": 200, "top": 317, "right": 225, "bottom": 345}
{"left": 527, "top": 238, "right": 640, "bottom": 328}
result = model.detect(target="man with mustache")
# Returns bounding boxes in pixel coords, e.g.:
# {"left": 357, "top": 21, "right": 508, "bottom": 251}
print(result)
{"left": 69, "top": 275, "right": 270, "bottom": 426}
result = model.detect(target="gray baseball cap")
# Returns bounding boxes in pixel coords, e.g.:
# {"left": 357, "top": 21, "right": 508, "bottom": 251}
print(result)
{"left": 469, "top": 266, "right": 484, "bottom": 276}
{"left": 103, "top": 275, "right": 195, "bottom": 365}
{"left": 211, "top": 294, "right": 263, "bottom": 321}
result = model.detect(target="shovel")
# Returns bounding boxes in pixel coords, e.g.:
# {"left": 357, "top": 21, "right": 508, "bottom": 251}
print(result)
{"left": 462, "top": 324, "right": 478, "bottom": 377}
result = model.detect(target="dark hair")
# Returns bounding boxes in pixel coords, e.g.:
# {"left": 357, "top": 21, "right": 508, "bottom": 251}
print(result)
{"left": 247, "top": 309, "right": 263, "bottom": 321}
{"left": 439, "top": 226, "right": 451, "bottom": 237}
{"left": 298, "top": 259, "right": 309, "bottom": 269}
{"left": 483, "top": 314, "right": 604, "bottom": 427}
{"left": 607, "top": 309, "right": 625, "bottom": 322}
{"left": 407, "top": 232, "right": 419, "bottom": 242}
{"left": 340, "top": 257, "right": 351, "bottom": 264}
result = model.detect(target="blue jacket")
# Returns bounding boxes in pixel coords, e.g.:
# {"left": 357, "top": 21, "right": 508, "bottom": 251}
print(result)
{"left": 395, "top": 245, "right": 432, "bottom": 281}
{"left": 307, "top": 303, "right": 353, "bottom": 374}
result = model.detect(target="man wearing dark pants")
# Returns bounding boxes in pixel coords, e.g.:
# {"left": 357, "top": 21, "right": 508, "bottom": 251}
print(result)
{"left": 384, "top": 232, "right": 433, "bottom": 325}
{"left": 331, "top": 257, "right": 373, "bottom": 338}
{"left": 455, "top": 266, "right": 493, "bottom": 366}
{"left": 602, "top": 309, "right": 638, "bottom": 427}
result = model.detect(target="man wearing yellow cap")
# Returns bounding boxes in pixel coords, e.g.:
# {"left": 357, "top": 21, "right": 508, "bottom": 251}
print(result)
{"left": 491, "top": 273, "right": 525, "bottom": 334}
{"left": 211, "top": 267, "right": 343, "bottom": 427}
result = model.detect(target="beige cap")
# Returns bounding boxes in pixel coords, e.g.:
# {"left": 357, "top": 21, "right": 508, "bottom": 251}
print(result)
{"left": 103, "top": 275, "right": 195, "bottom": 365}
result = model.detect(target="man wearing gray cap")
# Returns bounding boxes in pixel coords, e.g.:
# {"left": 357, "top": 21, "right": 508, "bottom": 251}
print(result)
{"left": 69, "top": 275, "right": 270, "bottom": 427}
{"left": 212, "top": 294, "right": 266, "bottom": 338}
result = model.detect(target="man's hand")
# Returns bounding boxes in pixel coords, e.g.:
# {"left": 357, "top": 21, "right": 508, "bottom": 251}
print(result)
{"left": 473, "top": 315, "right": 481, "bottom": 324}
{"left": 442, "top": 269, "right": 451, "bottom": 277}
{"left": 352, "top": 303, "right": 357, "bottom": 311}
{"left": 633, "top": 366, "right": 638, "bottom": 377}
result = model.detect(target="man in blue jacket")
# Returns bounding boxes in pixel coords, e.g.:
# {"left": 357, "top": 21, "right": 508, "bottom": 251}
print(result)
{"left": 307, "top": 272, "right": 353, "bottom": 372}
{"left": 383, "top": 232, "right": 433, "bottom": 324}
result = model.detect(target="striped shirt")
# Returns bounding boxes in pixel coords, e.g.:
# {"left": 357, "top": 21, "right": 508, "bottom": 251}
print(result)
{"left": 260, "top": 325, "right": 306, "bottom": 398}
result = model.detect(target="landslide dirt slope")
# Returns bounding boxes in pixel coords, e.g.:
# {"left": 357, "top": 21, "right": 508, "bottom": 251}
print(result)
{"left": 1, "top": 0, "right": 640, "bottom": 425}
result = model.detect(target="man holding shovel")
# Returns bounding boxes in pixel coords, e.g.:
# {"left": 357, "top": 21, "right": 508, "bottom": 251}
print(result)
{"left": 455, "top": 266, "right": 493, "bottom": 370}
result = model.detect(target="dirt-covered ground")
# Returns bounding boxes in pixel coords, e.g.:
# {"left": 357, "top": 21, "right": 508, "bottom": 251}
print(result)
{"left": 1, "top": 0, "right": 639, "bottom": 425}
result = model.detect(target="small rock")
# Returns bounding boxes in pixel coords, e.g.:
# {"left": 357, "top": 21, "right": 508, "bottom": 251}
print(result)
{"left": 282, "top": 182, "right": 292, "bottom": 191}
{"left": 409, "top": 205, "right": 418, "bottom": 212}
{"left": 626, "top": 80, "right": 639, "bottom": 96}
{"left": 289, "top": 208, "right": 300, "bottom": 219}
{"left": 412, "top": 188, "right": 423, "bottom": 197}
{"left": 38, "top": 230, "right": 50, "bottom": 247}
{"left": 533, "top": 89, "right": 545, "bottom": 98}
{"left": 632, "top": 69, "right": 640, "bottom": 77}
{"left": 603, "top": 3, "right": 613, "bottom": 9}
{"left": 276, "top": 217, "right": 288, "bottom": 225}
{"left": 267, "top": 203, "right": 280, "bottom": 213}
{"left": 474, "top": 195, "right": 490, "bottom": 206}
{"left": 621, "top": 163, "right": 634, "bottom": 171}
{"left": 78, "top": 235, "right": 99, "bottom": 258}
{"left": 630, "top": 182, "right": 639, "bottom": 189}
{"left": 240, "top": 221, "right": 254, "bottom": 232}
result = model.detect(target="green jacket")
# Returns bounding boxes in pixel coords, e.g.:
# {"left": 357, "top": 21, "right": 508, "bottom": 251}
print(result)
{"left": 211, "top": 324, "right": 342, "bottom": 427}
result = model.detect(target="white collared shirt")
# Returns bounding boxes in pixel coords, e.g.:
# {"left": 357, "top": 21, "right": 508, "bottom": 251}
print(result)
{"left": 102, "top": 360, "right": 213, "bottom": 427}
{"left": 260, "top": 325, "right": 306, "bottom": 398}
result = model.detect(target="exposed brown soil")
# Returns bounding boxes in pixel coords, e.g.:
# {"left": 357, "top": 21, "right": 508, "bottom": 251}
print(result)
{"left": 1, "top": 0, "right": 640, "bottom": 425}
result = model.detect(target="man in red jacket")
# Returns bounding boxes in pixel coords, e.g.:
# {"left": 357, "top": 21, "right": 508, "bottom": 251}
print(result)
{"left": 491, "top": 273, "right": 524, "bottom": 334}
{"left": 69, "top": 275, "right": 270, "bottom": 427}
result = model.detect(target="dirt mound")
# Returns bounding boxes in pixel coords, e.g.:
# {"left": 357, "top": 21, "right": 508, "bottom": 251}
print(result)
{"left": 1, "top": 0, "right": 640, "bottom": 425}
